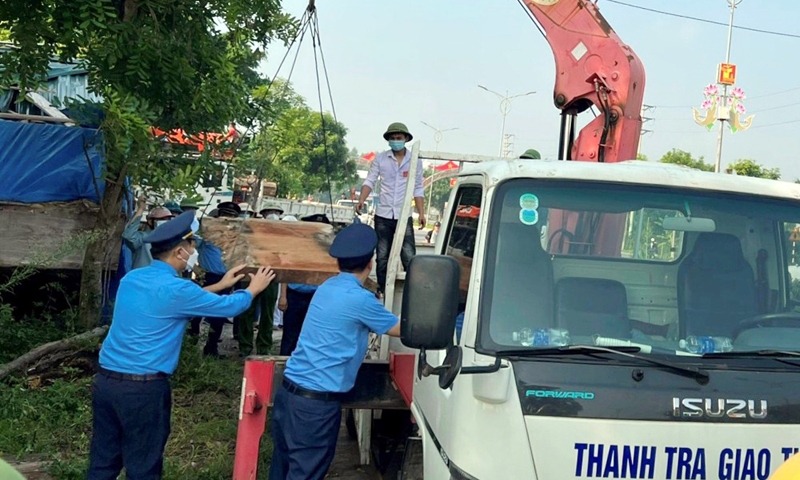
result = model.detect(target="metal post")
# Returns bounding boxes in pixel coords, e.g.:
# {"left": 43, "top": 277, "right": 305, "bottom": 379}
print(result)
{"left": 714, "top": 0, "right": 741, "bottom": 173}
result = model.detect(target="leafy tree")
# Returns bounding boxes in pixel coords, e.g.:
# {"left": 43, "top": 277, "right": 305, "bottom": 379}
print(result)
{"left": 0, "top": 0, "right": 297, "bottom": 328}
{"left": 0, "top": 28, "right": 9, "bottom": 41}
{"left": 727, "top": 158, "right": 780, "bottom": 180}
{"left": 241, "top": 105, "right": 356, "bottom": 200}
{"left": 424, "top": 167, "right": 455, "bottom": 218}
{"left": 636, "top": 153, "right": 648, "bottom": 161}
{"left": 659, "top": 149, "right": 713, "bottom": 171}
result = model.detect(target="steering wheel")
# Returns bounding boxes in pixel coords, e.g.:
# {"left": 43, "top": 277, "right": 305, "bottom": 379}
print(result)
{"left": 547, "top": 228, "right": 575, "bottom": 252}
{"left": 733, "top": 312, "right": 800, "bottom": 338}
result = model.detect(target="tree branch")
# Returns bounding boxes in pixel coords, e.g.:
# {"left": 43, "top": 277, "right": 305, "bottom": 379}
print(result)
{"left": 0, "top": 326, "right": 108, "bottom": 380}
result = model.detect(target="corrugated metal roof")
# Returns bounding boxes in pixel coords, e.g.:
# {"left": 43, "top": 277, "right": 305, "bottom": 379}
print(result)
{"left": 0, "top": 45, "right": 102, "bottom": 111}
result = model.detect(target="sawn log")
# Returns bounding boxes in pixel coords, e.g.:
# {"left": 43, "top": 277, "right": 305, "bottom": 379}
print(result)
{"left": 199, "top": 218, "right": 378, "bottom": 291}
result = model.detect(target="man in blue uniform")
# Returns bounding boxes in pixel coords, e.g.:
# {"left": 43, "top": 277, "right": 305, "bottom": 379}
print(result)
{"left": 268, "top": 223, "right": 401, "bottom": 480}
{"left": 87, "top": 210, "right": 276, "bottom": 480}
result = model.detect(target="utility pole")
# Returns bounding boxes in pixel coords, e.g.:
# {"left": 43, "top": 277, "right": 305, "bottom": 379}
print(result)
{"left": 715, "top": 0, "right": 742, "bottom": 173}
{"left": 638, "top": 104, "right": 654, "bottom": 158}
{"left": 420, "top": 121, "right": 458, "bottom": 223}
{"left": 478, "top": 85, "right": 536, "bottom": 157}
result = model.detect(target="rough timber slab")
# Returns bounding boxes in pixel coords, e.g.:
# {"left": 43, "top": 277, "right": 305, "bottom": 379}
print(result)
{"left": 200, "top": 217, "right": 378, "bottom": 290}
{"left": 0, "top": 201, "right": 122, "bottom": 270}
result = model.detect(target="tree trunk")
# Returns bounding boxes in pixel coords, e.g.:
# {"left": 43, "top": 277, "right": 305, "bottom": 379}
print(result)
{"left": 78, "top": 166, "right": 128, "bottom": 330}
{"left": 0, "top": 326, "right": 108, "bottom": 379}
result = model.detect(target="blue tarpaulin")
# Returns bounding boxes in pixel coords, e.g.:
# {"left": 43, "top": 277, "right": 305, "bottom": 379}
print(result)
{"left": 0, "top": 121, "right": 104, "bottom": 203}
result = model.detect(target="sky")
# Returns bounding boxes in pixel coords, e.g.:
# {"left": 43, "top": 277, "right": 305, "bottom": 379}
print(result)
{"left": 259, "top": 0, "right": 800, "bottom": 180}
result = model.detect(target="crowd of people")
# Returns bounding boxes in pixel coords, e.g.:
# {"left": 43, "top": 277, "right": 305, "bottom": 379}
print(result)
{"left": 84, "top": 121, "right": 463, "bottom": 480}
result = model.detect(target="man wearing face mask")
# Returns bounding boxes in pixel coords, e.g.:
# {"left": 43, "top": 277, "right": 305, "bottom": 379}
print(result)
{"left": 259, "top": 202, "right": 284, "bottom": 220}
{"left": 88, "top": 211, "right": 276, "bottom": 480}
{"left": 122, "top": 196, "right": 174, "bottom": 269}
{"left": 357, "top": 122, "right": 425, "bottom": 297}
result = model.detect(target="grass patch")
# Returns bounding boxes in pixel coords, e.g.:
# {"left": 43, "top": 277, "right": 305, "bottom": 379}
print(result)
{"left": 0, "top": 340, "right": 276, "bottom": 479}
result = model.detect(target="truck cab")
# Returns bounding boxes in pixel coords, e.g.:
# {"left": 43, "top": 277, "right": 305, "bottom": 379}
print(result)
{"left": 402, "top": 158, "right": 800, "bottom": 480}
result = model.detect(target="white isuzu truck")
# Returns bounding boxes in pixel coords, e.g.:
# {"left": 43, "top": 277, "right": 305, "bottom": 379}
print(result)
{"left": 397, "top": 157, "right": 800, "bottom": 480}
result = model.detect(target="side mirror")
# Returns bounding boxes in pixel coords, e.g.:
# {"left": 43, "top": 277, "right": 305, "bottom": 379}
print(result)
{"left": 401, "top": 255, "right": 461, "bottom": 349}
{"left": 401, "top": 256, "right": 462, "bottom": 387}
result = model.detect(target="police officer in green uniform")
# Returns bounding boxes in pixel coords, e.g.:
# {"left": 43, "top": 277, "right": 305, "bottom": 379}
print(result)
{"left": 268, "top": 223, "right": 401, "bottom": 480}
{"left": 87, "top": 211, "right": 276, "bottom": 479}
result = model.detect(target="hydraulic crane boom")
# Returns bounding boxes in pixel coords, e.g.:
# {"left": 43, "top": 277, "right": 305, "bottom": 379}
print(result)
{"left": 521, "top": 0, "right": 645, "bottom": 162}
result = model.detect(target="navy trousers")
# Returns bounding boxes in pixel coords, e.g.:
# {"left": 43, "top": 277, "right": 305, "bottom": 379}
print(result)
{"left": 268, "top": 386, "right": 342, "bottom": 480}
{"left": 87, "top": 373, "right": 171, "bottom": 480}
{"left": 374, "top": 215, "right": 416, "bottom": 294}
{"left": 279, "top": 288, "right": 315, "bottom": 356}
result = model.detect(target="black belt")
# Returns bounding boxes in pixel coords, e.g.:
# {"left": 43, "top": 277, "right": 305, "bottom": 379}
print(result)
{"left": 99, "top": 367, "right": 170, "bottom": 382}
{"left": 282, "top": 378, "right": 342, "bottom": 402}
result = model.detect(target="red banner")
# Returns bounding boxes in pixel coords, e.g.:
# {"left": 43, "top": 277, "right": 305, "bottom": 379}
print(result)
{"left": 435, "top": 161, "right": 459, "bottom": 172}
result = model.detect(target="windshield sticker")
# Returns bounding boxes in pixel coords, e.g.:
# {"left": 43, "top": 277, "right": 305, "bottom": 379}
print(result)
{"left": 519, "top": 193, "right": 539, "bottom": 210}
{"left": 519, "top": 208, "right": 538, "bottom": 226}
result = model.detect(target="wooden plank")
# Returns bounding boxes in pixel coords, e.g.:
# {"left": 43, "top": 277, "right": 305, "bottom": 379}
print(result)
{"left": 0, "top": 201, "right": 122, "bottom": 270}
{"left": 200, "top": 217, "right": 379, "bottom": 290}
{"left": 0, "top": 112, "right": 75, "bottom": 124}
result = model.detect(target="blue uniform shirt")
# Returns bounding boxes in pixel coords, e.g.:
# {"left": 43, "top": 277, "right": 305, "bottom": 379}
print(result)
{"left": 288, "top": 283, "right": 318, "bottom": 294}
{"left": 196, "top": 237, "right": 227, "bottom": 275}
{"left": 99, "top": 260, "right": 253, "bottom": 375}
{"left": 284, "top": 273, "right": 398, "bottom": 393}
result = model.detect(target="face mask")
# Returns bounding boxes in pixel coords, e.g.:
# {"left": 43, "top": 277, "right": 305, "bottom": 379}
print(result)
{"left": 155, "top": 219, "right": 169, "bottom": 227}
{"left": 388, "top": 140, "right": 406, "bottom": 152}
{"left": 266, "top": 213, "right": 280, "bottom": 220}
{"left": 180, "top": 248, "right": 199, "bottom": 271}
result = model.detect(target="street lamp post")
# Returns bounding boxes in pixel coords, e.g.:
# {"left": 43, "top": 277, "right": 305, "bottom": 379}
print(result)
{"left": 478, "top": 85, "right": 536, "bottom": 157}
{"left": 420, "top": 121, "right": 458, "bottom": 224}
{"left": 714, "top": 0, "right": 742, "bottom": 173}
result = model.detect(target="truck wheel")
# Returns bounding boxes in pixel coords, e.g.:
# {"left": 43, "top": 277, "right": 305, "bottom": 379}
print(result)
{"left": 345, "top": 408, "right": 357, "bottom": 440}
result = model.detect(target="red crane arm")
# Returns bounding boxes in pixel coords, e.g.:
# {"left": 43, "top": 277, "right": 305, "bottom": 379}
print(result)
{"left": 521, "top": 0, "right": 646, "bottom": 162}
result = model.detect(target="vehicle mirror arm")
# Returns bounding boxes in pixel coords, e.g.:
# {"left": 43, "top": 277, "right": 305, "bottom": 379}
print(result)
{"left": 418, "top": 348, "right": 450, "bottom": 377}
{"left": 460, "top": 357, "right": 506, "bottom": 374}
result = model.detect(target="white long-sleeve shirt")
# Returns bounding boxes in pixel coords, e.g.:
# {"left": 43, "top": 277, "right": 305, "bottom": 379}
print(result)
{"left": 363, "top": 149, "right": 424, "bottom": 220}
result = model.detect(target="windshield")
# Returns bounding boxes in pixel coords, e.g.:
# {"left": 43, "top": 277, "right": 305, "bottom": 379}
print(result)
{"left": 477, "top": 179, "right": 800, "bottom": 357}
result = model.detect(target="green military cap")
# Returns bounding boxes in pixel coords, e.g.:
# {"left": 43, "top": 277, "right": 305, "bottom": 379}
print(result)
{"left": 520, "top": 149, "right": 541, "bottom": 160}
{"left": 383, "top": 122, "right": 413, "bottom": 141}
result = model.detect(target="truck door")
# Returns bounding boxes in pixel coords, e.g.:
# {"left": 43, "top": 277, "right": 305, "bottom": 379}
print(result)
{"left": 413, "top": 183, "right": 484, "bottom": 475}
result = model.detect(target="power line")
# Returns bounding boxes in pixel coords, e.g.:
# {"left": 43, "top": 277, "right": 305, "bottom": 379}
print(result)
{"left": 605, "top": 0, "right": 800, "bottom": 39}
{"left": 751, "top": 118, "right": 800, "bottom": 129}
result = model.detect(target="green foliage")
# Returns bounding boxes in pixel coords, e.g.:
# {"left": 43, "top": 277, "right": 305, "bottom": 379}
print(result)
{"left": 241, "top": 86, "right": 357, "bottom": 198}
{"left": 0, "top": 342, "right": 273, "bottom": 479}
{"left": 727, "top": 158, "right": 781, "bottom": 180}
{"left": 0, "top": 0, "right": 298, "bottom": 197}
{"left": 659, "top": 149, "right": 713, "bottom": 172}
{"left": 636, "top": 153, "right": 648, "bottom": 161}
{"left": 425, "top": 167, "right": 455, "bottom": 216}
{"left": 0, "top": 27, "right": 9, "bottom": 41}
{"left": 0, "top": 306, "right": 79, "bottom": 363}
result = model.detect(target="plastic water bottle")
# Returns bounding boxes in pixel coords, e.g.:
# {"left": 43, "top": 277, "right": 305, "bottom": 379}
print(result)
{"left": 513, "top": 328, "right": 570, "bottom": 347}
{"left": 681, "top": 336, "right": 733, "bottom": 354}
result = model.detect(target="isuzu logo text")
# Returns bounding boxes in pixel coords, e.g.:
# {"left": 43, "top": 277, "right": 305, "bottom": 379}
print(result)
{"left": 672, "top": 398, "right": 767, "bottom": 419}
